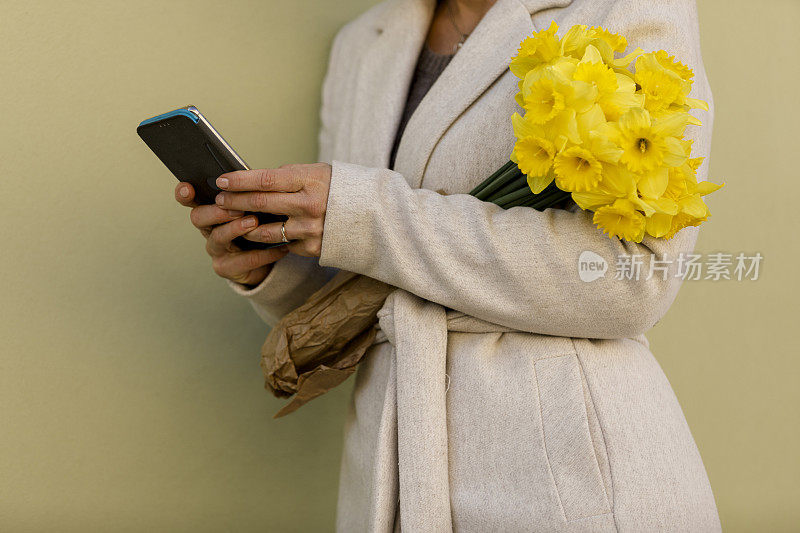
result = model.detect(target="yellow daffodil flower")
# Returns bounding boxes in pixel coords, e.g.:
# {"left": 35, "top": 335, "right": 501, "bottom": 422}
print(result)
{"left": 645, "top": 213, "right": 674, "bottom": 238}
{"left": 636, "top": 166, "right": 670, "bottom": 198}
{"left": 500, "top": 22, "right": 721, "bottom": 242}
{"left": 560, "top": 24, "right": 592, "bottom": 59}
{"left": 560, "top": 24, "right": 634, "bottom": 67}
{"left": 643, "top": 159, "right": 723, "bottom": 238}
{"left": 665, "top": 211, "right": 708, "bottom": 239}
{"left": 600, "top": 78, "right": 645, "bottom": 121}
{"left": 588, "top": 26, "right": 627, "bottom": 54}
{"left": 553, "top": 145, "right": 605, "bottom": 192}
{"left": 521, "top": 66, "right": 597, "bottom": 116}
{"left": 571, "top": 163, "right": 657, "bottom": 218}
{"left": 510, "top": 21, "right": 561, "bottom": 79}
{"left": 593, "top": 198, "right": 647, "bottom": 242}
{"left": 520, "top": 74, "right": 567, "bottom": 123}
{"left": 511, "top": 112, "right": 557, "bottom": 192}
{"left": 513, "top": 102, "right": 580, "bottom": 155}
{"left": 573, "top": 45, "right": 618, "bottom": 96}
{"left": 511, "top": 137, "right": 556, "bottom": 189}
{"left": 615, "top": 107, "right": 688, "bottom": 173}
{"left": 552, "top": 104, "right": 624, "bottom": 192}
{"left": 636, "top": 66, "right": 684, "bottom": 114}
{"left": 653, "top": 50, "right": 694, "bottom": 83}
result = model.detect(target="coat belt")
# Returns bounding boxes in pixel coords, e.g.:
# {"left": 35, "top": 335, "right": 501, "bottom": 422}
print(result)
{"left": 375, "top": 288, "right": 516, "bottom": 532}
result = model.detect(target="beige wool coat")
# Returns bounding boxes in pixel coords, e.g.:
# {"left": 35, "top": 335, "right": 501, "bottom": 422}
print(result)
{"left": 228, "top": 0, "right": 722, "bottom": 530}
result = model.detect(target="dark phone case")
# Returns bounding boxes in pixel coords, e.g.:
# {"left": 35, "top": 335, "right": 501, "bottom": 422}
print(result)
{"left": 137, "top": 113, "right": 286, "bottom": 251}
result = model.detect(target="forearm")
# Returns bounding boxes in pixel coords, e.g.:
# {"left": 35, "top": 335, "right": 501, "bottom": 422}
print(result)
{"left": 320, "top": 161, "right": 701, "bottom": 339}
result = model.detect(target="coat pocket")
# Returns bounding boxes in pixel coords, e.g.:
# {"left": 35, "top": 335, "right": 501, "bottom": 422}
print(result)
{"left": 535, "top": 354, "right": 611, "bottom": 521}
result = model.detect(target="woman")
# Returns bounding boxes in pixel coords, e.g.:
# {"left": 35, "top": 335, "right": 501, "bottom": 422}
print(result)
{"left": 175, "top": 0, "right": 721, "bottom": 530}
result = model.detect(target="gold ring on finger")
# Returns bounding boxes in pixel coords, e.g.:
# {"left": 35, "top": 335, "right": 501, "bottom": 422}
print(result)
{"left": 281, "top": 220, "right": 289, "bottom": 243}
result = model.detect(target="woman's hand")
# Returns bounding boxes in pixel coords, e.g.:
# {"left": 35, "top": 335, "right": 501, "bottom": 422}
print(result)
{"left": 174, "top": 183, "right": 290, "bottom": 287}
{"left": 214, "top": 163, "right": 332, "bottom": 258}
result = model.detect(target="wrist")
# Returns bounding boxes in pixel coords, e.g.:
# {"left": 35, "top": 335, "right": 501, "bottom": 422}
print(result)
{"left": 234, "top": 263, "right": 273, "bottom": 289}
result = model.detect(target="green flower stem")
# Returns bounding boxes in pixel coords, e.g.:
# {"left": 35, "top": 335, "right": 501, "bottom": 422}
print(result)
{"left": 516, "top": 185, "right": 563, "bottom": 207}
{"left": 492, "top": 186, "right": 533, "bottom": 207}
{"left": 526, "top": 189, "right": 571, "bottom": 210}
{"left": 519, "top": 196, "right": 543, "bottom": 208}
{"left": 469, "top": 159, "right": 571, "bottom": 211}
{"left": 485, "top": 174, "right": 527, "bottom": 203}
{"left": 500, "top": 193, "right": 535, "bottom": 209}
{"left": 469, "top": 160, "right": 517, "bottom": 197}
{"left": 525, "top": 190, "right": 562, "bottom": 208}
{"left": 474, "top": 164, "right": 522, "bottom": 201}
{"left": 477, "top": 168, "right": 521, "bottom": 200}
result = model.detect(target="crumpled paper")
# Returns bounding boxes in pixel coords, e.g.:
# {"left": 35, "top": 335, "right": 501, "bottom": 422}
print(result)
{"left": 260, "top": 270, "right": 394, "bottom": 418}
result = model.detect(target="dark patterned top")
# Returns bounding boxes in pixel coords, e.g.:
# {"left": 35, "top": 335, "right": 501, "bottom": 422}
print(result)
{"left": 389, "top": 44, "right": 454, "bottom": 169}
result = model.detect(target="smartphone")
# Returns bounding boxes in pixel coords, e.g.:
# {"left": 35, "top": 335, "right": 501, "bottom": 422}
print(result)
{"left": 137, "top": 105, "right": 286, "bottom": 250}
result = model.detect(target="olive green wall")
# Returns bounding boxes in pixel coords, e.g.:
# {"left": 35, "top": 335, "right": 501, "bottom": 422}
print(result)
{"left": 0, "top": 0, "right": 796, "bottom": 531}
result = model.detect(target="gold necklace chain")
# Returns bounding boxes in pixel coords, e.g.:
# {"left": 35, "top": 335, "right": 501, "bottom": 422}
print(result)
{"left": 446, "top": 0, "right": 471, "bottom": 53}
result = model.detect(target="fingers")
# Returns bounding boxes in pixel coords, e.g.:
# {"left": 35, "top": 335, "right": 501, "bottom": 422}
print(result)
{"left": 214, "top": 191, "right": 307, "bottom": 216}
{"left": 243, "top": 218, "right": 323, "bottom": 257}
{"left": 285, "top": 237, "right": 322, "bottom": 258}
{"left": 189, "top": 204, "right": 244, "bottom": 231}
{"left": 206, "top": 215, "right": 262, "bottom": 256}
{"left": 243, "top": 217, "right": 323, "bottom": 244}
{"left": 207, "top": 164, "right": 329, "bottom": 259}
{"left": 211, "top": 247, "right": 289, "bottom": 282}
{"left": 175, "top": 182, "right": 198, "bottom": 207}
{"left": 217, "top": 168, "right": 305, "bottom": 193}
{"left": 226, "top": 266, "right": 271, "bottom": 287}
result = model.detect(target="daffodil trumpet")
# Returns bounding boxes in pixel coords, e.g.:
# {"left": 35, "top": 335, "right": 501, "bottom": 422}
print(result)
{"left": 468, "top": 21, "right": 723, "bottom": 242}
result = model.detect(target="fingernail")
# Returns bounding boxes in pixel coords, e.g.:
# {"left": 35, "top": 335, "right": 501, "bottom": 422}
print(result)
{"left": 242, "top": 216, "right": 257, "bottom": 228}
{"left": 228, "top": 210, "right": 244, "bottom": 217}
{"left": 216, "top": 177, "right": 229, "bottom": 189}
{"left": 215, "top": 193, "right": 225, "bottom": 205}
{"left": 179, "top": 186, "right": 189, "bottom": 198}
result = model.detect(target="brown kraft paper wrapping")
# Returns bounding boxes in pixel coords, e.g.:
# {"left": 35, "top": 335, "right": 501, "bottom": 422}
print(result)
{"left": 260, "top": 269, "right": 394, "bottom": 418}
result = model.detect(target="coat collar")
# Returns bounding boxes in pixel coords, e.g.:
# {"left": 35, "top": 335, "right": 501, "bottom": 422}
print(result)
{"left": 347, "top": 0, "right": 572, "bottom": 188}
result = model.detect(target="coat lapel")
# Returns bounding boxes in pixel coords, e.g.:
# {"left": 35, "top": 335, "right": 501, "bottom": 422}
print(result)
{"left": 347, "top": 0, "right": 436, "bottom": 168}
{"left": 392, "top": 0, "right": 572, "bottom": 188}
{"left": 347, "top": 0, "right": 573, "bottom": 183}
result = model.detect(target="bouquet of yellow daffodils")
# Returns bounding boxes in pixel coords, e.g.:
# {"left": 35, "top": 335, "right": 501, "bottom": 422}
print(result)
{"left": 260, "top": 22, "right": 724, "bottom": 417}
{"left": 470, "top": 21, "right": 722, "bottom": 242}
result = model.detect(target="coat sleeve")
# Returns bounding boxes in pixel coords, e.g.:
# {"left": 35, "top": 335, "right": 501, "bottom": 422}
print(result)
{"left": 318, "top": 0, "right": 715, "bottom": 339}
{"left": 224, "top": 25, "right": 350, "bottom": 327}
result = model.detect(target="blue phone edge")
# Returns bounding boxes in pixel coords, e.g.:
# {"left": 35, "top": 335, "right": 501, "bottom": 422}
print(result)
{"left": 138, "top": 108, "right": 198, "bottom": 128}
